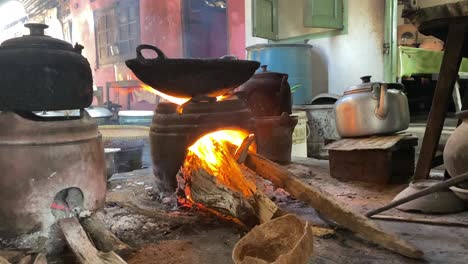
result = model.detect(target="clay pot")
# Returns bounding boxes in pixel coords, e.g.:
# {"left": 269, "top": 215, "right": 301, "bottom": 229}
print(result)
{"left": 254, "top": 112, "right": 298, "bottom": 164}
{"left": 236, "top": 65, "right": 292, "bottom": 117}
{"left": 444, "top": 111, "right": 468, "bottom": 184}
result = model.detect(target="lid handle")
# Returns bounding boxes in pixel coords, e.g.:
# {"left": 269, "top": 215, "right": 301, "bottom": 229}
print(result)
{"left": 360, "top": 75, "right": 372, "bottom": 83}
{"left": 261, "top": 65, "right": 268, "bottom": 72}
{"left": 24, "top": 23, "right": 49, "bottom": 36}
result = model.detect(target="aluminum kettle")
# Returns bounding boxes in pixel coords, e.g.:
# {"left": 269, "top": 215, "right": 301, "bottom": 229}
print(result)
{"left": 334, "top": 76, "right": 410, "bottom": 138}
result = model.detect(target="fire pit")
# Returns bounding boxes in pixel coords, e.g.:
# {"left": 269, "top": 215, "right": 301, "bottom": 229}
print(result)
{"left": 150, "top": 97, "right": 254, "bottom": 194}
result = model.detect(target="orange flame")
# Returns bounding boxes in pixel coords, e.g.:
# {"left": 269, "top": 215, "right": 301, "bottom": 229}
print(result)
{"left": 186, "top": 130, "right": 255, "bottom": 197}
{"left": 139, "top": 83, "right": 229, "bottom": 106}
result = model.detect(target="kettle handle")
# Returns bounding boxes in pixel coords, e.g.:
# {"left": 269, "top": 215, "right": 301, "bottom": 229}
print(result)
{"left": 279, "top": 75, "right": 292, "bottom": 114}
{"left": 375, "top": 84, "right": 388, "bottom": 119}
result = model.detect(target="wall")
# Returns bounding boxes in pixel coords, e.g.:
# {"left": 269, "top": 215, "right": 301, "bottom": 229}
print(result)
{"left": 245, "top": 0, "right": 268, "bottom": 47}
{"left": 227, "top": 0, "right": 246, "bottom": 58}
{"left": 70, "top": 0, "right": 245, "bottom": 109}
{"left": 244, "top": 0, "right": 386, "bottom": 97}
{"left": 307, "top": 0, "right": 386, "bottom": 96}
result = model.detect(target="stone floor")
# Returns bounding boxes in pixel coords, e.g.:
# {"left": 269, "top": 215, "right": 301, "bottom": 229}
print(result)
{"left": 101, "top": 156, "right": 468, "bottom": 264}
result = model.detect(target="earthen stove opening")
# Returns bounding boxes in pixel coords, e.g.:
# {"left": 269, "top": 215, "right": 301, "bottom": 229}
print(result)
{"left": 0, "top": 111, "right": 106, "bottom": 252}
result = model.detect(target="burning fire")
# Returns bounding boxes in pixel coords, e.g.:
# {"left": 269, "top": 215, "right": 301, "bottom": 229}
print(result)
{"left": 140, "top": 83, "right": 228, "bottom": 105}
{"left": 182, "top": 129, "right": 256, "bottom": 204}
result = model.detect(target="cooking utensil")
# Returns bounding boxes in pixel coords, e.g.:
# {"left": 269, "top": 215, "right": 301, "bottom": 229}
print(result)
{"left": 334, "top": 76, "right": 410, "bottom": 138}
{"left": 366, "top": 170, "right": 468, "bottom": 217}
{"left": 236, "top": 65, "right": 292, "bottom": 117}
{"left": 444, "top": 110, "right": 468, "bottom": 188}
{"left": 392, "top": 180, "right": 466, "bottom": 214}
{"left": 0, "top": 23, "right": 93, "bottom": 111}
{"left": 125, "top": 44, "right": 260, "bottom": 98}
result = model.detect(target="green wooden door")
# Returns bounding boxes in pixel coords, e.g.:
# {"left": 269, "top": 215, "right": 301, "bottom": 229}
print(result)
{"left": 384, "top": 0, "right": 398, "bottom": 82}
{"left": 252, "top": 0, "right": 278, "bottom": 40}
{"left": 303, "top": 0, "right": 343, "bottom": 29}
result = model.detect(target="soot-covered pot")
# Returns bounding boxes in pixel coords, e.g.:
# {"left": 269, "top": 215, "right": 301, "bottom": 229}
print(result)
{"left": 0, "top": 23, "right": 93, "bottom": 111}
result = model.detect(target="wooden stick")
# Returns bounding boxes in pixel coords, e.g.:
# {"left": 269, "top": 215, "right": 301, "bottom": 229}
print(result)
{"left": 366, "top": 170, "right": 468, "bottom": 217}
{"left": 59, "top": 217, "right": 104, "bottom": 264}
{"left": 235, "top": 134, "right": 255, "bottom": 164}
{"left": 81, "top": 213, "right": 133, "bottom": 257}
{"left": 372, "top": 214, "right": 468, "bottom": 228}
{"left": 245, "top": 153, "right": 423, "bottom": 259}
{"left": 182, "top": 137, "right": 280, "bottom": 226}
{"left": 59, "top": 217, "right": 127, "bottom": 264}
{"left": 32, "top": 253, "right": 47, "bottom": 264}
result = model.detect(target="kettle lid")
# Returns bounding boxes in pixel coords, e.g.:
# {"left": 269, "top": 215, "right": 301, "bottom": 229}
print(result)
{"left": 344, "top": 76, "right": 404, "bottom": 95}
{"left": 1, "top": 23, "right": 76, "bottom": 51}
{"left": 254, "top": 65, "right": 288, "bottom": 78}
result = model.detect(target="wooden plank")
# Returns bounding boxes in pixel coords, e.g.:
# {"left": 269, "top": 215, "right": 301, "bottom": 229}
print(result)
{"left": 414, "top": 21, "right": 468, "bottom": 180}
{"left": 329, "top": 149, "right": 392, "bottom": 184}
{"left": 403, "top": 1, "right": 468, "bottom": 28}
{"left": 324, "top": 134, "right": 417, "bottom": 151}
{"left": 245, "top": 153, "right": 423, "bottom": 259}
{"left": 81, "top": 214, "right": 133, "bottom": 258}
{"left": 59, "top": 217, "right": 104, "bottom": 264}
{"left": 372, "top": 214, "right": 468, "bottom": 228}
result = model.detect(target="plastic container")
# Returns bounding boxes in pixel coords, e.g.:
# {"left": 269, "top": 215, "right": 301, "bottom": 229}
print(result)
{"left": 246, "top": 44, "right": 313, "bottom": 105}
{"left": 291, "top": 110, "right": 307, "bottom": 157}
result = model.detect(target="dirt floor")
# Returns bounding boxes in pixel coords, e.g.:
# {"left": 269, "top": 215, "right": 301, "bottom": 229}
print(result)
{"left": 99, "top": 157, "right": 468, "bottom": 264}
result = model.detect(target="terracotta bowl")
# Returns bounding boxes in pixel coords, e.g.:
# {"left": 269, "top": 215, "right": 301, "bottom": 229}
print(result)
{"left": 394, "top": 180, "right": 467, "bottom": 214}
{"left": 449, "top": 186, "right": 468, "bottom": 203}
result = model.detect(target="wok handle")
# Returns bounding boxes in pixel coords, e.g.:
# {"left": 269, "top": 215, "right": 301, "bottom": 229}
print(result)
{"left": 136, "top": 44, "right": 167, "bottom": 61}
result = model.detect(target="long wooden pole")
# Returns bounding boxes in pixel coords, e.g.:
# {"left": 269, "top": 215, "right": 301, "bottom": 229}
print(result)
{"left": 244, "top": 153, "right": 423, "bottom": 259}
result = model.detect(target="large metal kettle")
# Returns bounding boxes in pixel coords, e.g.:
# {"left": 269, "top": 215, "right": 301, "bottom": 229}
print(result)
{"left": 334, "top": 76, "right": 410, "bottom": 138}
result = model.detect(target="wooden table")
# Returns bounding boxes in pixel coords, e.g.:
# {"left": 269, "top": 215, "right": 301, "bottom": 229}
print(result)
{"left": 413, "top": 16, "right": 468, "bottom": 179}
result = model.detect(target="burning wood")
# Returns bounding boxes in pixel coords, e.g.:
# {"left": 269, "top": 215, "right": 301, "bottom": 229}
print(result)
{"left": 180, "top": 130, "right": 280, "bottom": 227}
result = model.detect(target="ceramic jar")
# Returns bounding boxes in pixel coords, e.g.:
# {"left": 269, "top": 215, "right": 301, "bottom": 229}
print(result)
{"left": 444, "top": 110, "right": 468, "bottom": 180}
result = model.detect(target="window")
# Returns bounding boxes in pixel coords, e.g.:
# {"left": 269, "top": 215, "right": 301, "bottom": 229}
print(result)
{"left": 94, "top": 0, "right": 140, "bottom": 66}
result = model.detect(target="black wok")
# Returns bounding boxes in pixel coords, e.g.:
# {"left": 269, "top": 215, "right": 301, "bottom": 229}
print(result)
{"left": 125, "top": 45, "right": 260, "bottom": 98}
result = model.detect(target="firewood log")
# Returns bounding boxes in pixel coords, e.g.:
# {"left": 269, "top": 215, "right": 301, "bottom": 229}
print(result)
{"left": 181, "top": 137, "right": 280, "bottom": 226}
{"left": 59, "top": 217, "right": 127, "bottom": 264}
{"left": 80, "top": 213, "right": 133, "bottom": 258}
{"left": 244, "top": 153, "right": 423, "bottom": 259}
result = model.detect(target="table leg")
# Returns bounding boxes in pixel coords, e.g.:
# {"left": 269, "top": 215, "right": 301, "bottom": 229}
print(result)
{"left": 414, "top": 22, "right": 468, "bottom": 180}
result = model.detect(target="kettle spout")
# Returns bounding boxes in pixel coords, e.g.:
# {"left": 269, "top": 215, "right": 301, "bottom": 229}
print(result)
{"left": 375, "top": 84, "right": 389, "bottom": 119}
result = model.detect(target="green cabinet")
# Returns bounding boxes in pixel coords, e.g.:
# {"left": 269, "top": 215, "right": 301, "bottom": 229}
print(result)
{"left": 252, "top": 0, "right": 278, "bottom": 40}
{"left": 304, "top": 0, "right": 344, "bottom": 29}
{"left": 252, "top": 0, "right": 344, "bottom": 40}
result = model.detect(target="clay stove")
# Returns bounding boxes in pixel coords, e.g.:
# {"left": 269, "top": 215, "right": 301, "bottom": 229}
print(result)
{"left": 0, "top": 111, "right": 106, "bottom": 243}
{"left": 150, "top": 97, "right": 254, "bottom": 194}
